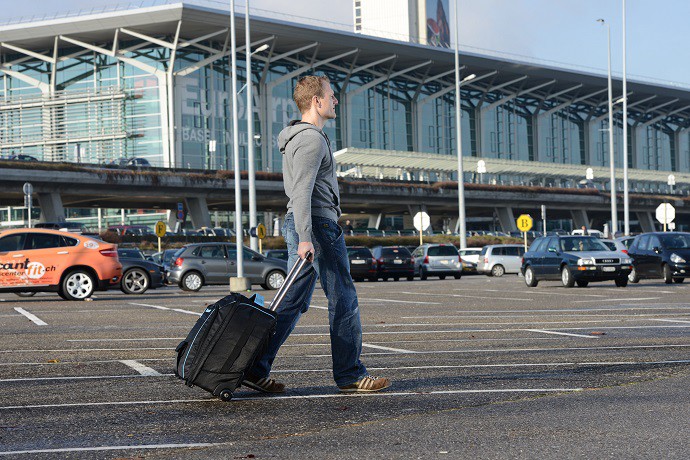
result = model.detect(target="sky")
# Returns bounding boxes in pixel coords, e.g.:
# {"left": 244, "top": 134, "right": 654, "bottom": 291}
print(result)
{"left": 0, "top": 0, "right": 688, "bottom": 88}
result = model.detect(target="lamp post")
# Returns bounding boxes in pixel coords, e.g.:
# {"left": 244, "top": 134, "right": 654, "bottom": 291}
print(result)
{"left": 245, "top": 3, "right": 270, "bottom": 252}
{"left": 229, "top": 0, "right": 248, "bottom": 290}
{"left": 454, "top": 0, "right": 477, "bottom": 249}
{"left": 622, "top": 0, "right": 630, "bottom": 235}
{"left": 597, "top": 18, "right": 617, "bottom": 237}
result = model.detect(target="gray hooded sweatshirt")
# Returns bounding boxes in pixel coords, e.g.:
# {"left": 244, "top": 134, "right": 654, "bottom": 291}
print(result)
{"left": 278, "top": 121, "right": 341, "bottom": 243}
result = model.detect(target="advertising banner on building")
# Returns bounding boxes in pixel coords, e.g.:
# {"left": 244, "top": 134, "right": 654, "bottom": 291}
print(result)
{"left": 426, "top": 0, "right": 451, "bottom": 48}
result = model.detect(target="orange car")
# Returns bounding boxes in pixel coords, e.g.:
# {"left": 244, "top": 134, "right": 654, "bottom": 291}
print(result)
{"left": 0, "top": 228, "right": 122, "bottom": 301}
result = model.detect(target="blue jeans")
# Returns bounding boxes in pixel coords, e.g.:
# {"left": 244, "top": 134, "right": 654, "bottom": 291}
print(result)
{"left": 250, "top": 214, "right": 368, "bottom": 387}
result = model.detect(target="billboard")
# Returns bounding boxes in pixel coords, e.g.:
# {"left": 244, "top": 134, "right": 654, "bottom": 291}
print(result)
{"left": 426, "top": 0, "right": 451, "bottom": 48}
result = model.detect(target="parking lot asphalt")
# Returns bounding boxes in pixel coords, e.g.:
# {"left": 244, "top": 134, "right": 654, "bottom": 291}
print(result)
{"left": 1, "top": 274, "right": 689, "bottom": 459}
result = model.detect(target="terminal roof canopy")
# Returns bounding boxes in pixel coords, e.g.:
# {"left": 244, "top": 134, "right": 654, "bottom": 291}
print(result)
{"left": 0, "top": 2, "right": 688, "bottom": 128}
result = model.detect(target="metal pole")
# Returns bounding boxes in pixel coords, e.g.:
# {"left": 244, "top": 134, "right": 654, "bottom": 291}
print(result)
{"left": 246, "top": 0, "right": 258, "bottom": 251}
{"left": 454, "top": 0, "right": 467, "bottom": 249}
{"left": 605, "top": 21, "right": 617, "bottom": 236}
{"left": 230, "top": 0, "right": 244, "bottom": 277}
{"left": 622, "top": 0, "right": 630, "bottom": 235}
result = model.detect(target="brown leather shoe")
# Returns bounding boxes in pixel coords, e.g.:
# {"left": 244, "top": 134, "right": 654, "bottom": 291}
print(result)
{"left": 242, "top": 374, "right": 286, "bottom": 394}
{"left": 338, "top": 375, "right": 391, "bottom": 393}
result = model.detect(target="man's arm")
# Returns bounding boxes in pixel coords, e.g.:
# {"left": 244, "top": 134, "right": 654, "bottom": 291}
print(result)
{"left": 290, "top": 131, "right": 324, "bottom": 259}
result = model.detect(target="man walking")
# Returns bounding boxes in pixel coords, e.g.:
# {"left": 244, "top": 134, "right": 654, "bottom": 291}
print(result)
{"left": 242, "top": 75, "right": 391, "bottom": 394}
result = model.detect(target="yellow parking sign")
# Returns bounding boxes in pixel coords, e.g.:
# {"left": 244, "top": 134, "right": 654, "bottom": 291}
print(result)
{"left": 256, "top": 223, "right": 267, "bottom": 240}
{"left": 516, "top": 214, "right": 533, "bottom": 232}
{"left": 155, "top": 221, "right": 166, "bottom": 238}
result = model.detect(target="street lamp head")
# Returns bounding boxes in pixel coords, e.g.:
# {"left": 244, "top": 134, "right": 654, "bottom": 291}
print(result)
{"left": 462, "top": 73, "right": 477, "bottom": 83}
{"left": 596, "top": 18, "right": 605, "bottom": 24}
{"left": 252, "top": 43, "right": 269, "bottom": 55}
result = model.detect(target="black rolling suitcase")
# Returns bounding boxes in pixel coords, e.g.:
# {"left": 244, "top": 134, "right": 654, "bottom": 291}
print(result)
{"left": 175, "top": 255, "right": 310, "bottom": 401}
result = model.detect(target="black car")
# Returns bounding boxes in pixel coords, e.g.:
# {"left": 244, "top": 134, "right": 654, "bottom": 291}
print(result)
{"left": 117, "top": 248, "right": 165, "bottom": 294}
{"left": 371, "top": 246, "right": 415, "bottom": 281}
{"left": 347, "top": 246, "right": 377, "bottom": 282}
{"left": 627, "top": 232, "right": 690, "bottom": 284}
{"left": 521, "top": 235, "right": 633, "bottom": 288}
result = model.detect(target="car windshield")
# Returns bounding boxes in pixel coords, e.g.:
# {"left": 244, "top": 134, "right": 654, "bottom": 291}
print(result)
{"left": 602, "top": 241, "right": 616, "bottom": 250}
{"left": 560, "top": 237, "right": 608, "bottom": 252}
{"left": 381, "top": 247, "right": 411, "bottom": 258}
{"left": 659, "top": 234, "right": 690, "bottom": 249}
{"left": 428, "top": 246, "right": 459, "bottom": 256}
{"left": 118, "top": 249, "right": 145, "bottom": 259}
{"left": 347, "top": 248, "right": 371, "bottom": 258}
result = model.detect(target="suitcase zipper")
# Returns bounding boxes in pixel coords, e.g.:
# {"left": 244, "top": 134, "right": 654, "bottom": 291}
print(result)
{"left": 181, "top": 307, "right": 218, "bottom": 380}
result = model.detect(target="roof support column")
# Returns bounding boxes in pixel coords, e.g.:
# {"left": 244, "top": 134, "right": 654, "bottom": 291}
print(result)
{"left": 37, "top": 192, "right": 65, "bottom": 222}
{"left": 494, "top": 207, "right": 517, "bottom": 232}
{"left": 184, "top": 196, "right": 212, "bottom": 229}
{"left": 636, "top": 211, "right": 655, "bottom": 233}
{"left": 570, "top": 209, "right": 589, "bottom": 229}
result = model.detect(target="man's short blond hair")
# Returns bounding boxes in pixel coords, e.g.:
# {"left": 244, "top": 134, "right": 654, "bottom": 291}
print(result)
{"left": 293, "top": 75, "right": 330, "bottom": 114}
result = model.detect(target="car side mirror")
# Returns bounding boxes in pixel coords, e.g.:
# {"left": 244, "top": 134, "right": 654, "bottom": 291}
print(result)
{"left": 652, "top": 246, "right": 661, "bottom": 254}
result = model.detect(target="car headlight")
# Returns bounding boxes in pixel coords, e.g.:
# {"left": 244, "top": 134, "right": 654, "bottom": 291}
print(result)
{"left": 577, "top": 258, "right": 595, "bottom": 266}
{"left": 670, "top": 253, "right": 686, "bottom": 264}
{"left": 621, "top": 257, "right": 633, "bottom": 264}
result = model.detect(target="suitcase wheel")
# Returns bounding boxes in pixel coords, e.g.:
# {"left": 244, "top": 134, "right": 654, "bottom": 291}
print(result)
{"left": 219, "top": 389, "right": 233, "bottom": 402}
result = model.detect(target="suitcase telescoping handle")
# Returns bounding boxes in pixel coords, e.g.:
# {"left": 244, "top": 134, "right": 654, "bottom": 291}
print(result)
{"left": 270, "top": 251, "right": 312, "bottom": 312}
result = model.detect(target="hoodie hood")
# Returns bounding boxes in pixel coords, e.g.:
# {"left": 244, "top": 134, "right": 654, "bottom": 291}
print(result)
{"left": 278, "top": 121, "right": 323, "bottom": 154}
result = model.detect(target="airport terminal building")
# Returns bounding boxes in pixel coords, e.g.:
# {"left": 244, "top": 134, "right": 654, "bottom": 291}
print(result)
{"left": 0, "top": 1, "right": 689, "bottom": 232}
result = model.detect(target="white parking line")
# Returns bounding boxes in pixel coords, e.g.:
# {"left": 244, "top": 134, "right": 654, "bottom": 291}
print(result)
{"left": 120, "top": 360, "right": 162, "bottom": 376}
{"left": 3, "top": 358, "right": 689, "bottom": 384}
{"left": 400, "top": 291, "right": 532, "bottom": 301}
{"left": 402, "top": 313, "right": 690, "bottom": 319}
{"left": 524, "top": 329, "right": 597, "bottom": 339}
{"left": 359, "top": 298, "right": 441, "bottom": 305}
{"left": 0, "top": 388, "right": 584, "bottom": 411}
{"left": 0, "top": 443, "right": 218, "bottom": 456}
{"left": 13, "top": 307, "right": 47, "bottom": 326}
{"left": 573, "top": 297, "right": 661, "bottom": 303}
{"left": 651, "top": 318, "right": 690, "bottom": 324}
{"left": 130, "top": 302, "right": 200, "bottom": 316}
{"left": 362, "top": 343, "right": 416, "bottom": 353}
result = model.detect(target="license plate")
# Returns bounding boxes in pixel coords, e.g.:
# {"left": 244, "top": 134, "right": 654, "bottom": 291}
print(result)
{"left": 393, "top": 260, "right": 403, "bottom": 264}
{"left": 440, "top": 260, "right": 449, "bottom": 265}
{"left": 351, "top": 260, "right": 365, "bottom": 264}
{"left": 602, "top": 266, "right": 616, "bottom": 272}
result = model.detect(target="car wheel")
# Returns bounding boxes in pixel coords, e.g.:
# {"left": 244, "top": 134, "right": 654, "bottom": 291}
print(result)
{"left": 673, "top": 278, "right": 684, "bottom": 284}
{"left": 14, "top": 292, "right": 36, "bottom": 297}
{"left": 382, "top": 277, "right": 389, "bottom": 281}
{"left": 662, "top": 264, "right": 673, "bottom": 284}
{"left": 265, "top": 270, "right": 286, "bottom": 290}
{"left": 524, "top": 266, "right": 538, "bottom": 287}
{"left": 180, "top": 271, "right": 203, "bottom": 292}
{"left": 368, "top": 277, "right": 378, "bottom": 282}
{"left": 406, "top": 275, "right": 414, "bottom": 281}
{"left": 491, "top": 265, "right": 505, "bottom": 277}
{"left": 419, "top": 269, "right": 427, "bottom": 281}
{"left": 120, "top": 268, "right": 150, "bottom": 295}
{"left": 615, "top": 277, "right": 628, "bottom": 287}
{"left": 454, "top": 274, "right": 462, "bottom": 279}
{"left": 393, "top": 277, "right": 399, "bottom": 281}
{"left": 353, "top": 277, "right": 364, "bottom": 282}
{"left": 628, "top": 267, "right": 640, "bottom": 283}
{"left": 439, "top": 275, "right": 446, "bottom": 280}
{"left": 561, "top": 266, "right": 575, "bottom": 288}
{"left": 576, "top": 280, "right": 589, "bottom": 287}
{"left": 61, "top": 269, "right": 96, "bottom": 301}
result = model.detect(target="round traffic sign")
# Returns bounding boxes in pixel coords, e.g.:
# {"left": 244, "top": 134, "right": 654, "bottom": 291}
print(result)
{"left": 23, "top": 182, "right": 33, "bottom": 195}
{"left": 155, "top": 221, "right": 166, "bottom": 238}
{"left": 256, "top": 223, "right": 267, "bottom": 240}
{"left": 413, "top": 212, "right": 431, "bottom": 231}
{"left": 516, "top": 214, "right": 533, "bottom": 232}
